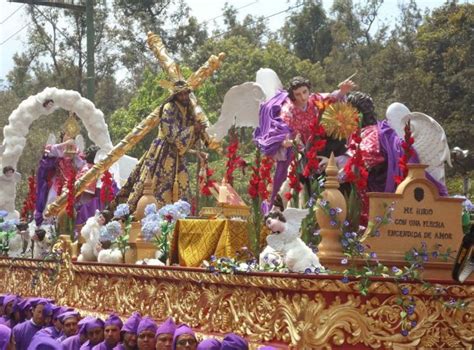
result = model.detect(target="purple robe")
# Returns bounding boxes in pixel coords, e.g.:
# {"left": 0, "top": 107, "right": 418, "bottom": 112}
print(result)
{"left": 377, "top": 121, "right": 448, "bottom": 195}
{"left": 35, "top": 326, "right": 63, "bottom": 339}
{"left": 79, "top": 340, "right": 94, "bottom": 350}
{"left": 12, "top": 320, "right": 43, "bottom": 350}
{"left": 197, "top": 338, "right": 221, "bottom": 350}
{"left": 91, "top": 342, "right": 116, "bottom": 350}
{"left": 111, "top": 345, "right": 125, "bottom": 350}
{"left": 253, "top": 90, "right": 292, "bottom": 204}
{"left": 220, "top": 333, "right": 248, "bottom": 350}
{"left": 61, "top": 334, "right": 82, "bottom": 350}
{"left": 0, "top": 324, "right": 12, "bottom": 350}
{"left": 35, "top": 156, "right": 58, "bottom": 226}
{"left": 27, "top": 335, "right": 64, "bottom": 350}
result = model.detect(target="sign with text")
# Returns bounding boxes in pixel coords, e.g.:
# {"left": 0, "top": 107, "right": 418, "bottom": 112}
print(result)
{"left": 365, "top": 165, "right": 464, "bottom": 260}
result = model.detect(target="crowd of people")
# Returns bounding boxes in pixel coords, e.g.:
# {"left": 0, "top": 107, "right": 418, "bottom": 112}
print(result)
{"left": 0, "top": 295, "right": 276, "bottom": 350}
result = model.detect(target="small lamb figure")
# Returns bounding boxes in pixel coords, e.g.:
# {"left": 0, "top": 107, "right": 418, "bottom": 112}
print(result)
{"left": 260, "top": 208, "right": 322, "bottom": 273}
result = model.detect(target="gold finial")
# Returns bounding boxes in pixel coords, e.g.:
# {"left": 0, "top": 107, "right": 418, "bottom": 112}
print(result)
{"left": 63, "top": 112, "right": 81, "bottom": 139}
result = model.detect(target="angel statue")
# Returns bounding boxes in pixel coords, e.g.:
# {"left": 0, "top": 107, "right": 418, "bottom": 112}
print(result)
{"left": 341, "top": 92, "right": 449, "bottom": 195}
{"left": 34, "top": 113, "right": 86, "bottom": 225}
{"left": 206, "top": 68, "right": 355, "bottom": 209}
{"left": 260, "top": 208, "right": 322, "bottom": 273}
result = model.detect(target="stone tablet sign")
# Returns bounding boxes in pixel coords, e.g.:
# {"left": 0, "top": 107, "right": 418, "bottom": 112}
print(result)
{"left": 365, "top": 164, "right": 464, "bottom": 260}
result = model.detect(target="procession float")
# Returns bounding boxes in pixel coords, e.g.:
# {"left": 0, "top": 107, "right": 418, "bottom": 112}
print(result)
{"left": 1, "top": 32, "right": 473, "bottom": 349}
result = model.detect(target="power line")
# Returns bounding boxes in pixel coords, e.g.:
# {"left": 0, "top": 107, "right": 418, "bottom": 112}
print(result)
{"left": 209, "top": 2, "right": 304, "bottom": 40}
{"left": 0, "top": 22, "right": 29, "bottom": 46}
{"left": 0, "top": 3, "right": 25, "bottom": 24}
{"left": 201, "top": 0, "right": 259, "bottom": 25}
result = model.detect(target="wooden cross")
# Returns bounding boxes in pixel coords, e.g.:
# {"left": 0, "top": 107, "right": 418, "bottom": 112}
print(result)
{"left": 46, "top": 32, "right": 225, "bottom": 217}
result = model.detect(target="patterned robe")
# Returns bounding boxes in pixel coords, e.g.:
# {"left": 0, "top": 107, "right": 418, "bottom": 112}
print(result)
{"left": 115, "top": 101, "right": 198, "bottom": 213}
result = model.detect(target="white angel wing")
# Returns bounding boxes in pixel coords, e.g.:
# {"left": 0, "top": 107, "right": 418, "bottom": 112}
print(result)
{"left": 255, "top": 68, "right": 283, "bottom": 101}
{"left": 401, "top": 112, "right": 452, "bottom": 184}
{"left": 207, "top": 82, "right": 266, "bottom": 141}
{"left": 75, "top": 134, "right": 85, "bottom": 153}
{"left": 283, "top": 208, "right": 309, "bottom": 237}
{"left": 46, "top": 133, "right": 57, "bottom": 146}
{"left": 386, "top": 102, "right": 412, "bottom": 138}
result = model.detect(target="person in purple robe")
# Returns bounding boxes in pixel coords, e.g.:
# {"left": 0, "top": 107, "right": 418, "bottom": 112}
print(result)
{"left": 17, "top": 299, "right": 34, "bottom": 323}
{"left": 171, "top": 325, "right": 197, "bottom": 350}
{"left": 0, "top": 295, "right": 19, "bottom": 328}
{"left": 155, "top": 318, "right": 176, "bottom": 350}
{"left": 61, "top": 316, "right": 94, "bottom": 350}
{"left": 220, "top": 333, "right": 248, "bottom": 350}
{"left": 253, "top": 76, "right": 355, "bottom": 208}
{"left": 0, "top": 324, "right": 14, "bottom": 350}
{"left": 196, "top": 338, "right": 221, "bottom": 350}
{"left": 113, "top": 312, "right": 141, "bottom": 350}
{"left": 27, "top": 335, "right": 64, "bottom": 350}
{"left": 135, "top": 317, "right": 157, "bottom": 350}
{"left": 34, "top": 132, "right": 85, "bottom": 226}
{"left": 92, "top": 314, "right": 122, "bottom": 350}
{"left": 12, "top": 299, "right": 51, "bottom": 350}
{"left": 36, "top": 306, "right": 70, "bottom": 340}
{"left": 57, "top": 312, "right": 80, "bottom": 342}
{"left": 344, "top": 91, "right": 448, "bottom": 196}
{"left": 79, "top": 318, "right": 104, "bottom": 350}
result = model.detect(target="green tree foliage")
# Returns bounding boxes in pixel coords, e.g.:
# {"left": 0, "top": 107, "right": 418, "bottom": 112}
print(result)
{"left": 281, "top": 0, "right": 333, "bottom": 63}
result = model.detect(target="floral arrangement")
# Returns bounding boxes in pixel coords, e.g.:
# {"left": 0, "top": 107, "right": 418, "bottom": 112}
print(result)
{"left": 21, "top": 173, "right": 36, "bottom": 221}
{"left": 224, "top": 133, "right": 247, "bottom": 185}
{"left": 141, "top": 200, "right": 191, "bottom": 263}
{"left": 110, "top": 203, "right": 133, "bottom": 261}
{"left": 198, "top": 165, "right": 217, "bottom": 197}
{"left": 247, "top": 150, "right": 273, "bottom": 255}
{"left": 394, "top": 120, "right": 415, "bottom": 185}
{"left": 0, "top": 211, "right": 18, "bottom": 256}
{"left": 100, "top": 170, "right": 114, "bottom": 205}
{"left": 320, "top": 102, "right": 360, "bottom": 140}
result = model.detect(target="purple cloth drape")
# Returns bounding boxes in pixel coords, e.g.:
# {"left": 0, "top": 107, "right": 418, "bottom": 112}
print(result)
{"left": 253, "top": 91, "right": 293, "bottom": 203}
{"left": 377, "top": 121, "right": 448, "bottom": 195}
{"left": 35, "top": 157, "right": 57, "bottom": 226}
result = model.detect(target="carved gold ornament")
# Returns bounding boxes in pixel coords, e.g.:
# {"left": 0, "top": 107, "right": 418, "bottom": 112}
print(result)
{"left": 1, "top": 257, "right": 472, "bottom": 349}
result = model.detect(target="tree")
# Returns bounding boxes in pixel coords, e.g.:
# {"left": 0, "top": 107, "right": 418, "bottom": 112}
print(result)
{"left": 280, "top": 0, "right": 334, "bottom": 64}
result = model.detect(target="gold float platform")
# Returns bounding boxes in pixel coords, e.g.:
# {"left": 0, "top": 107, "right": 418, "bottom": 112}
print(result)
{"left": 1, "top": 257, "right": 473, "bottom": 349}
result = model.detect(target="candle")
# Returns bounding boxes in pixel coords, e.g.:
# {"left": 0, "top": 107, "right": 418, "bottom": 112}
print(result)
{"left": 218, "top": 183, "right": 228, "bottom": 203}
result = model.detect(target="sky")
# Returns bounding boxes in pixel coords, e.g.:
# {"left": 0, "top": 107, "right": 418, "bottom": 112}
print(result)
{"left": 0, "top": 0, "right": 464, "bottom": 83}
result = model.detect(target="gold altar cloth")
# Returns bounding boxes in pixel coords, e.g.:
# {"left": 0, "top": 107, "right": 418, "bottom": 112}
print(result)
{"left": 171, "top": 219, "right": 249, "bottom": 267}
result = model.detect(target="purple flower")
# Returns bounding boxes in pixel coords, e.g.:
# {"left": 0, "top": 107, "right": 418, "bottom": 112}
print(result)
{"left": 357, "top": 244, "right": 365, "bottom": 253}
{"left": 314, "top": 267, "right": 321, "bottom": 274}
{"left": 341, "top": 276, "right": 349, "bottom": 283}
{"left": 370, "top": 252, "right": 377, "bottom": 259}
{"left": 330, "top": 220, "right": 337, "bottom": 227}
{"left": 401, "top": 287, "right": 409, "bottom": 295}
{"left": 411, "top": 320, "right": 417, "bottom": 327}
{"left": 329, "top": 208, "right": 337, "bottom": 216}
{"left": 375, "top": 216, "right": 382, "bottom": 223}
{"left": 343, "top": 220, "right": 350, "bottom": 227}
{"left": 344, "top": 231, "right": 352, "bottom": 238}
{"left": 431, "top": 251, "right": 438, "bottom": 258}
{"left": 335, "top": 207, "right": 342, "bottom": 214}
{"left": 304, "top": 268, "right": 312, "bottom": 274}
{"left": 392, "top": 266, "right": 400, "bottom": 273}
{"left": 319, "top": 199, "right": 328, "bottom": 207}
{"left": 341, "top": 239, "right": 349, "bottom": 247}
{"left": 407, "top": 305, "right": 415, "bottom": 315}
{"left": 341, "top": 258, "right": 348, "bottom": 265}
{"left": 210, "top": 255, "right": 216, "bottom": 262}
{"left": 401, "top": 329, "right": 408, "bottom": 336}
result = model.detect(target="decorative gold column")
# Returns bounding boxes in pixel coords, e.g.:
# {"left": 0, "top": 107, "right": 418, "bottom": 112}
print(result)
{"left": 127, "top": 175, "right": 158, "bottom": 263}
{"left": 315, "top": 153, "right": 347, "bottom": 263}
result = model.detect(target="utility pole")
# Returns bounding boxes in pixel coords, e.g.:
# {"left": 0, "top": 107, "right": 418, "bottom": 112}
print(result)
{"left": 9, "top": 0, "right": 94, "bottom": 101}
{"left": 86, "top": 0, "right": 94, "bottom": 102}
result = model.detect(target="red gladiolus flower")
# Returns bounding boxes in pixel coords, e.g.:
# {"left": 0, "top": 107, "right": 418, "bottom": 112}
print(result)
{"left": 395, "top": 120, "right": 414, "bottom": 185}
{"left": 100, "top": 170, "right": 114, "bottom": 204}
